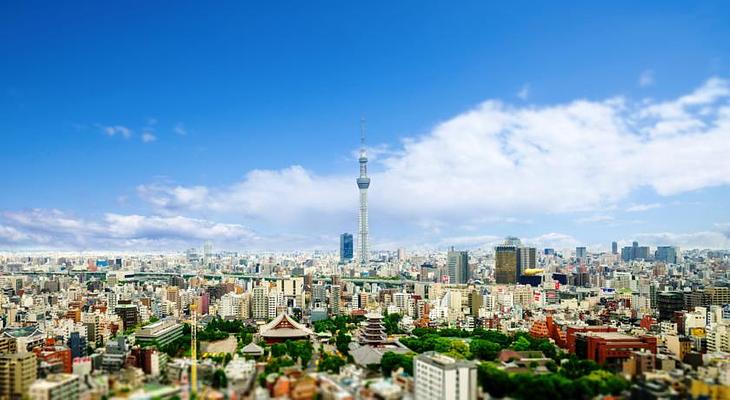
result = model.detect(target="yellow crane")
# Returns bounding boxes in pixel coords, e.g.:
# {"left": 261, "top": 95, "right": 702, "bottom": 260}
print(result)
{"left": 190, "top": 303, "right": 197, "bottom": 397}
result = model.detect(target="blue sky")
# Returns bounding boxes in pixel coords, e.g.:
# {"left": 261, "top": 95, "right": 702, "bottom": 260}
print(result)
{"left": 1, "top": 2, "right": 729, "bottom": 252}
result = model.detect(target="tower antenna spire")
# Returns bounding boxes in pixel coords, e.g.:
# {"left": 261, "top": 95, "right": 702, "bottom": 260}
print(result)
{"left": 360, "top": 115, "right": 366, "bottom": 151}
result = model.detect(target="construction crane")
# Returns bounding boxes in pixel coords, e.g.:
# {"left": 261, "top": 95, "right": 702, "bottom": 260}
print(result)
{"left": 190, "top": 303, "right": 197, "bottom": 397}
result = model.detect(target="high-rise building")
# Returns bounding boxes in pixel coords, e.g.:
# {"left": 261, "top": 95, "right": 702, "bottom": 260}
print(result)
{"left": 414, "top": 352, "right": 478, "bottom": 400}
{"left": 114, "top": 304, "right": 139, "bottom": 331}
{"left": 657, "top": 292, "right": 684, "bottom": 321}
{"left": 611, "top": 241, "right": 618, "bottom": 255}
{"left": 67, "top": 332, "right": 86, "bottom": 359}
{"left": 0, "top": 337, "right": 17, "bottom": 354}
{"left": 312, "top": 284, "right": 327, "bottom": 306}
{"left": 252, "top": 285, "right": 269, "bottom": 320}
{"left": 356, "top": 119, "right": 371, "bottom": 266}
{"left": 622, "top": 241, "right": 651, "bottom": 261}
{"left": 655, "top": 246, "right": 679, "bottom": 264}
{"left": 267, "top": 290, "right": 283, "bottom": 319}
{"left": 447, "top": 247, "right": 469, "bottom": 284}
{"left": 468, "top": 290, "right": 483, "bottom": 317}
{"left": 106, "top": 291, "right": 117, "bottom": 313}
{"left": 495, "top": 244, "right": 518, "bottom": 284}
{"left": 576, "top": 247, "right": 587, "bottom": 260}
{"left": 0, "top": 353, "right": 37, "bottom": 400}
{"left": 357, "top": 292, "right": 369, "bottom": 310}
{"left": 517, "top": 247, "right": 536, "bottom": 277}
{"left": 330, "top": 285, "right": 342, "bottom": 316}
{"left": 203, "top": 241, "right": 213, "bottom": 263}
{"left": 339, "top": 233, "right": 354, "bottom": 263}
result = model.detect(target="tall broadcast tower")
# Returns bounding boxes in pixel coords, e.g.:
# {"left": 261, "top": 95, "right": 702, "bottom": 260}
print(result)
{"left": 356, "top": 118, "right": 370, "bottom": 266}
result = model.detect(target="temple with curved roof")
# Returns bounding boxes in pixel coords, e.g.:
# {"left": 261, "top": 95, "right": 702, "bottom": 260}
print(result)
{"left": 258, "top": 313, "right": 313, "bottom": 344}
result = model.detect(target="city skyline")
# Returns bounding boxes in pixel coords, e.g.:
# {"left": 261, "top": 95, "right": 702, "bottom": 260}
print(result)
{"left": 1, "top": 3, "right": 730, "bottom": 252}
{"left": 1, "top": 4, "right": 729, "bottom": 399}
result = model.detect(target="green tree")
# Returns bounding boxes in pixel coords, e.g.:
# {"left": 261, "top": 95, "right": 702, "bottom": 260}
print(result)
{"left": 380, "top": 352, "right": 414, "bottom": 376}
{"left": 336, "top": 332, "right": 352, "bottom": 355}
{"left": 264, "top": 356, "right": 295, "bottom": 375}
{"left": 469, "top": 339, "right": 502, "bottom": 361}
{"left": 270, "top": 343, "right": 287, "bottom": 358}
{"left": 299, "top": 341, "right": 313, "bottom": 367}
{"left": 383, "top": 313, "right": 403, "bottom": 334}
{"left": 477, "top": 363, "right": 513, "bottom": 398}
{"left": 445, "top": 339, "right": 471, "bottom": 359}
{"left": 559, "top": 357, "right": 601, "bottom": 380}
{"left": 318, "top": 353, "right": 346, "bottom": 374}
{"left": 511, "top": 336, "right": 531, "bottom": 351}
{"left": 211, "top": 369, "right": 228, "bottom": 389}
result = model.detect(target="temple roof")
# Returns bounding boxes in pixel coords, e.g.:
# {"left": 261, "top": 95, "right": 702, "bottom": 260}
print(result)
{"left": 259, "top": 313, "right": 314, "bottom": 338}
{"left": 1, "top": 326, "right": 43, "bottom": 338}
{"left": 241, "top": 342, "right": 264, "bottom": 355}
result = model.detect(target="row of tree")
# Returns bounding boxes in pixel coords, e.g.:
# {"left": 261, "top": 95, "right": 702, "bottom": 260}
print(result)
{"left": 400, "top": 328, "right": 557, "bottom": 361}
{"left": 269, "top": 340, "right": 314, "bottom": 366}
{"left": 477, "top": 362, "right": 629, "bottom": 400}
{"left": 312, "top": 315, "right": 365, "bottom": 334}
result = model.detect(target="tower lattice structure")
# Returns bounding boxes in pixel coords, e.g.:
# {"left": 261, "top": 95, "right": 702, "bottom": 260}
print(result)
{"left": 356, "top": 118, "right": 371, "bottom": 266}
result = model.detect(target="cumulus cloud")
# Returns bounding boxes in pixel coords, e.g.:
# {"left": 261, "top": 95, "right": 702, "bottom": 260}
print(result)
{"left": 0, "top": 209, "right": 269, "bottom": 251}
{"left": 523, "top": 232, "right": 582, "bottom": 250}
{"left": 137, "top": 166, "right": 355, "bottom": 225}
{"left": 141, "top": 132, "right": 157, "bottom": 143}
{"left": 174, "top": 123, "right": 188, "bottom": 136}
{"left": 634, "top": 231, "right": 730, "bottom": 250}
{"left": 100, "top": 125, "right": 132, "bottom": 138}
{"left": 5, "top": 78, "right": 729, "bottom": 251}
{"left": 134, "top": 78, "right": 730, "bottom": 235}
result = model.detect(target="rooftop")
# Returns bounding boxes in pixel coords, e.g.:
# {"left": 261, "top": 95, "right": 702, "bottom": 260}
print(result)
{"left": 416, "top": 351, "right": 478, "bottom": 369}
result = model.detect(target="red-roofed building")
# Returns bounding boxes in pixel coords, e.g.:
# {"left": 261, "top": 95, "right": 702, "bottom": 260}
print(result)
{"left": 573, "top": 331, "right": 657, "bottom": 369}
{"left": 33, "top": 342, "right": 72, "bottom": 374}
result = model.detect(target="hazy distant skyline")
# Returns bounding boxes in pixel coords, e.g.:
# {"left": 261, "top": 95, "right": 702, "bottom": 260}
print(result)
{"left": 1, "top": 2, "right": 729, "bottom": 251}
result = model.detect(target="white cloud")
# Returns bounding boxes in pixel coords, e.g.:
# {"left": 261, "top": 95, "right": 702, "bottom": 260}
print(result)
{"left": 523, "top": 232, "right": 581, "bottom": 250}
{"left": 135, "top": 78, "right": 730, "bottom": 234}
{"left": 437, "top": 234, "right": 502, "bottom": 249}
{"left": 576, "top": 215, "right": 615, "bottom": 224}
{"left": 626, "top": 203, "right": 662, "bottom": 212}
{"left": 101, "top": 125, "right": 132, "bottom": 139}
{"left": 0, "top": 225, "right": 31, "bottom": 242}
{"left": 435, "top": 232, "right": 581, "bottom": 251}
{"left": 634, "top": 231, "right": 730, "bottom": 249}
{"left": 517, "top": 83, "right": 530, "bottom": 100}
{"left": 0, "top": 209, "right": 287, "bottom": 250}
{"left": 8, "top": 78, "right": 728, "bottom": 251}
{"left": 639, "top": 69, "right": 654, "bottom": 87}
{"left": 141, "top": 132, "right": 157, "bottom": 143}
{"left": 137, "top": 166, "right": 354, "bottom": 225}
{"left": 174, "top": 123, "right": 188, "bottom": 136}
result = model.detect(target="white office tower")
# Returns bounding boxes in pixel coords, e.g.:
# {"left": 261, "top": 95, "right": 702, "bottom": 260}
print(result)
{"left": 356, "top": 118, "right": 371, "bottom": 266}
{"left": 219, "top": 293, "right": 242, "bottom": 319}
{"left": 414, "top": 352, "right": 478, "bottom": 400}
{"left": 252, "top": 285, "right": 269, "bottom": 320}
